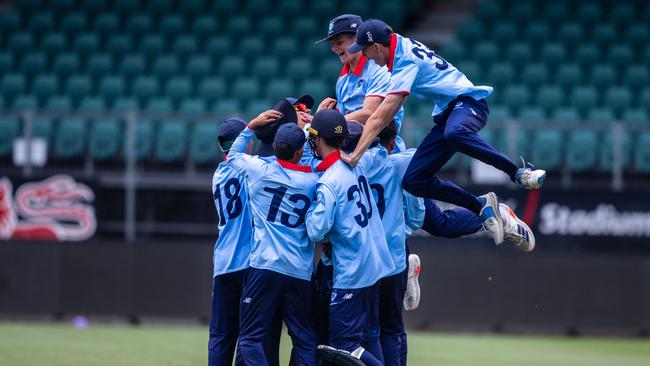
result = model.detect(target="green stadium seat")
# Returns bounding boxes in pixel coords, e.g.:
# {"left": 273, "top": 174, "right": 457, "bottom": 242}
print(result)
{"left": 60, "top": 12, "right": 87, "bottom": 33}
{"left": 342, "top": 0, "right": 370, "bottom": 17}
{"left": 133, "top": 120, "right": 154, "bottom": 160}
{"left": 625, "top": 24, "right": 649, "bottom": 46}
{"left": 193, "top": 15, "right": 218, "bottom": 37}
{"left": 155, "top": 120, "right": 187, "bottom": 162}
{"left": 105, "top": 34, "right": 133, "bottom": 55}
{"left": 600, "top": 131, "right": 632, "bottom": 171}
{"left": 85, "top": 53, "right": 113, "bottom": 78}
{"left": 212, "top": 99, "right": 241, "bottom": 115}
{"left": 131, "top": 76, "right": 159, "bottom": 101}
{"left": 634, "top": 132, "right": 650, "bottom": 172}
{"left": 40, "top": 32, "right": 66, "bottom": 54}
{"left": 245, "top": 0, "right": 271, "bottom": 16}
{"left": 205, "top": 37, "right": 232, "bottom": 58}
{"left": 252, "top": 59, "right": 279, "bottom": 81}
{"left": 609, "top": 45, "right": 634, "bottom": 67}
{"left": 591, "top": 64, "right": 616, "bottom": 89}
{"left": 639, "top": 88, "right": 650, "bottom": 109}
{"left": 473, "top": 41, "right": 498, "bottom": 61}
{"left": 308, "top": 42, "right": 331, "bottom": 64}
{"left": 233, "top": 78, "right": 260, "bottom": 100}
{"left": 145, "top": 97, "right": 173, "bottom": 114}
{"left": 89, "top": 119, "right": 122, "bottom": 160}
{"left": 126, "top": 14, "right": 153, "bottom": 34}
{"left": 499, "top": 130, "right": 530, "bottom": 161}
{"left": 147, "top": 0, "right": 172, "bottom": 14}
{"left": 492, "top": 21, "right": 517, "bottom": 43}
{"left": 80, "top": 0, "right": 107, "bottom": 12}
{"left": 570, "top": 86, "right": 598, "bottom": 114}
{"left": 566, "top": 131, "right": 598, "bottom": 172}
{"left": 518, "top": 106, "right": 546, "bottom": 124}
{"left": 218, "top": 56, "right": 246, "bottom": 81}
{"left": 179, "top": 98, "right": 206, "bottom": 116}
{"left": 622, "top": 109, "right": 648, "bottom": 125}
{"left": 31, "top": 117, "right": 54, "bottom": 143}
{"left": 51, "top": 0, "right": 75, "bottom": 11}
{"left": 286, "top": 58, "right": 313, "bottom": 81}
{"left": 16, "top": 0, "right": 42, "bottom": 11}
{"left": 277, "top": 0, "right": 304, "bottom": 16}
{"left": 97, "top": 75, "right": 125, "bottom": 103}
{"left": 524, "top": 21, "right": 550, "bottom": 43}
{"left": 0, "top": 12, "right": 21, "bottom": 33}
{"left": 179, "top": 0, "right": 205, "bottom": 14}
{"left": 274, "top": 38, "right": 299, "bottom": 60}
{"left": 299, "top": 79, "right": 329, "bottom": 104}
{"left": 225, "top": 16, "right": 251, "bottom": 37}
{"left": 186, "top": 55, "right": 212, "bottom": 79}
{"left": 12, "top": 95, "right": 38, "bottom": 110}
{"left": 576, "top": 2, "right": 602, "bottom": 23}
{"left": 555, "top": 63, "right": 582, "bottom": 88}
{"left": 94, "top": 13, "right": 120, "bottom": 35}
{"left": 165, "top": 77, "right": 192, "bottom": 102}
{"left": 73, "top": 33, "right": 100, "bottom": 55}
{"left": 537, "top": 85, "right": 565, "bottom": 112}
{"left": 119, "top": 54, "right": 145, "bottom": 78}
{"left": 0, "top": 54, "right": 13, "bottom": 74}
{"left": 140, "top": 34, "right": 165, "bottom": 57}
{"left": 245, "top": 99, "right": 273, "bottom": 117}
{"left": 531, "top": 130, "right": 563, "bottom": 170}
{"left": 521, "top": 63, "right": 548, "bottom": 86}
{"left": 54, "top": 118, "right": 86, "bottom": 158}
{"left": 457, "top": 61, "right": 481, "bottom": 83}
{"left": 239, "top": 36, "right": 264, "bottom": 59}
{"left": 457, "top": 21, "right": 484, "bottom": 43}
{"left": 574, "top": 44, "right": 599, "bottom": 66}
{"left": 488, "top": 106, "right": 512, "bottom": 123}
{"left": 0, "top": 116, "right": 20, "bottom": 156}
{"left": 611, "top": 3, "right": 636, "bottom": 25}
{"left": 78, "top": 96, "right": 106, "bottom": 112}
{"left": 32, "top": 74, "right": 59, "bottom": 100}
{"left": 540, "top": 42, "right": 567, "bottom": 65}
{"left": 591, "top": 24, "right": 617, "bottom": 45}
{"left": 604, "top": 88, "right": 632, "bottom": 117}
{"left": 624, "top": 65, "right": 648, "bottom": 90}
{"left": 294, "top": 18, "right": 318, "bottom": 41}
{"left": 502, "top": 85, "right": 530, "bottom": 112}
{"left": 152, "top": 55, "right": 179, "bottom": 79}
{"left": 28, "top": 12, "right": 54, "bottom": 33}
{"left": 586, "top": 108, "right": 615, "bottom": 124}
{"left": 198, "top": 78, "right": 226, "bottom": 104}
{"left": 319, "top": 59, "right": 342, "bottom": 80}
{"left": 1, "top": 74, "right": 26, "bottom": 98}
{"left": 440, "top": 42, "right": 465, "bottom": 63}
{"left": 551, "top": 107, "right": 580, "bottom": 124}
{"left": 20, "top": 52, "right": 47, "bottom": 76}
{"left": 172, "top": 36, "right": 198, "bottom": 56}
{"left": 265, "top": 78, "right": 294, "bottom": 102}
{"left": 45, "top": 96, "right": 72, "bottom": 112}
{"left": 508, "top": 1, "right": 535, "bottom": 22}
{"left": 189, "top": 122, "right": 219, "bottom": 163}
{"left": 476, "top": 1, "right": 502, "bottom": 20}
{"left": 558, "top": 23, "right": 583, "bottom": 44}
{"left": 214, "top": 0, "right": 238, "bottom": 12}
{"left": 65, "top": 74, "right": 92, "bottom": 101}
{"left": 311, "top": 2, "right": 337, "bottom": 21}
{"left": 112, "top": 97, "right": 139, "bottom": 111}
{"left": 53, "top": 53, "right": 80, "bottom": 77}
{"left": 378, "top": 2, "right": 407, "bottom": 29}
{"left": 258, "top": 16, "right": 284, "bottom": 39}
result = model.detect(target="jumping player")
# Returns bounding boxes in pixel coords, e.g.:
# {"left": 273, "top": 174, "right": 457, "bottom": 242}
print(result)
{"left": 343, "top": 19, "right": 546, "bottom": 245}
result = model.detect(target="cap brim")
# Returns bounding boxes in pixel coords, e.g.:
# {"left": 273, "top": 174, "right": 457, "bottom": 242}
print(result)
{"left": 295, "top": 95, "right": 314, "bottom": 109}
{"left": 314, "top": 30, "right": 357, "bottom": 45}
{"left": 256, "top": 141, "right": 275, "bottom": 157}
{"left": 346, "top": 42, "right": 365, "bottom": 54}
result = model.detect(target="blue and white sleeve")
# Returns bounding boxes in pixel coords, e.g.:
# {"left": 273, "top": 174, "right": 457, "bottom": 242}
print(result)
{"left": 403, "top": 191, "right": 425, "bottom": 234}
{"left": 306, "top": 183, "right": 337, "bottom": 242}
{"left": 365, "top": 65, "right": 391, "bottom": 98}
{"left": 388, "top": 58, "right": 418, "bottom": 96}
{"left": 227, "top": 128, "right": 266, "bottom": 181}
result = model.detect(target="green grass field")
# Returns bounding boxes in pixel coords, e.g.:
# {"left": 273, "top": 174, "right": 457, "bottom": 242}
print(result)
{"left": 0, "top": 322, "right": 648, "bottom": 366}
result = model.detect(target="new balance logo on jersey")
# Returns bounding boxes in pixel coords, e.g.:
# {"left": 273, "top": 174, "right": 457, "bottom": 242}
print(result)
{"left": 243, "top": 297, "right": 252, "bottom": 304}
{"left": 454, "top": 101, "right": 464, "bottom": 109}
{"left": 342, "top": 293, "right": 353, "bottom": 300}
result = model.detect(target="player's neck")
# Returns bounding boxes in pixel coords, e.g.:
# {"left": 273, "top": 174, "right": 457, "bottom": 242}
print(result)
{"left": 348, "top": 54, "right": 362, "bottom": 71}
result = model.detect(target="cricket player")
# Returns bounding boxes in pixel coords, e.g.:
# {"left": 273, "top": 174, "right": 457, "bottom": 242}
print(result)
{"left": 315, "top": 14, "right": 406, "bottom": 152}
{"left": 305, "top": 109, "right": 395, "bottom": 366}
{"left": 343, "top": 19, "right": 547, "bottom": 246}
{"left": 228, "top": 106, "right": 319, "bottom": 366}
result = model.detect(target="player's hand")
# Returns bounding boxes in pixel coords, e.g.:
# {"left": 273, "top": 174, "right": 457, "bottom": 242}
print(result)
{"left": 340, "top": 152, "right": 360, "bottom": 167}
{"left": 317, "top": 98, "right": 337, "bottom": 112}
{"left": 297, "top": 111, "right": 313, "bottom": 128}
{"left": 248, "top": 110, "right": 282, "bottom": 129}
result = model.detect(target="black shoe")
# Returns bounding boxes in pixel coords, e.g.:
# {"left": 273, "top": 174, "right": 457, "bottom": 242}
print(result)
{"left": 317, "top": 345, "right": 366, "bottom": 366}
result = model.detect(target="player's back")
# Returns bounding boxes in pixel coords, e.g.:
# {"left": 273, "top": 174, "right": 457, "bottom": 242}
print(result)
{"left": 315, "top": 159, "right": 395, "bottom": 289}
{"left": 389, "top": 148, "right": 426, "bottom": 237}
{"left": 212, "top": 162, "right": 253, "bottom": 277}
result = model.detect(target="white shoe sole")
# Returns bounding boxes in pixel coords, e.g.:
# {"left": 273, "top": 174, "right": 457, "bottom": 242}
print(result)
{"left": 481, "top": 193, "right": 504, "bottom": 245}
{"left": 404, "top": 254, "right": 421, "bottom": 311}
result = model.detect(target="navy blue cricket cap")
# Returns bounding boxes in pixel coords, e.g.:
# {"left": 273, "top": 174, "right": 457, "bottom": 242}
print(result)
{"left": 347, "top": 19, "right": 392, "bottom": 54}
{"left": 308, "top": 109, "right": 349, "bottom": 139}
{"left": 274, "top": 123, "right": 306, "bottom": 154}
{"left": 218, "top": 117, "right": 246, "bottom": 152}
{"left": 315, "top": 14, "right": 363, "bottom": 44}
{"left": 342, "top": 121, "right": 363, "bottom": 153}
{"left": 286, "top": 94, "right": 314, "bottom": 109}
{"left": 255, "top": 99, "right": 298, "bottom": 156}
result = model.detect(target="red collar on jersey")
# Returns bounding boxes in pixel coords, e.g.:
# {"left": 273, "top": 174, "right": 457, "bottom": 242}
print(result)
{"left": 340, "top": 55, "right": 368, "bottom": 77}
{"left": 315, "top": 151, "right": 341, "bottom": 172}
{"left": 277, "top": 159, "right": 313, "bottom": 172}
{"left": 387, "top": 33, "right": 397, "bottom": 72}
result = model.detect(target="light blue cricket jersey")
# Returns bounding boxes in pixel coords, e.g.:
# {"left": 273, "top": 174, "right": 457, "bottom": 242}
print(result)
{"left": 211, "top": 161, "right": 253, "bottom": 277}
{"left": 389, "top": 148, "right": 425, "bottom": 238}
{"left": 227, "top": 128, "right": 319, "bottom": 281}
{"left": 336, "top": 56, "right": 405, "bottom": 134}
{"left": 387, "top": 33, "right": 493, "bottom": 116}
{"left": 306, "top": 152, "right": 395, "bottom": 289}
{"left": 358, "top": 146, "right": 407, "bottom": 275}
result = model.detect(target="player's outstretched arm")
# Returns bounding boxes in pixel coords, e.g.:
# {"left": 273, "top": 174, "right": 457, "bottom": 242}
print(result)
{"left": 342, "top": 93, "right": 407, "bottom": 166}
{"left": 227, "top": 110, "right": 282, "bottom": 175}
{"left": 343, "top": 96, "right": 383, "bottom": 124}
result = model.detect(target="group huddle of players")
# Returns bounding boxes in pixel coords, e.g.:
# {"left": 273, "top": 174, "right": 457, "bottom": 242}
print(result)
{"left": 208, "top": 15, "right": 546, "bottom": 366}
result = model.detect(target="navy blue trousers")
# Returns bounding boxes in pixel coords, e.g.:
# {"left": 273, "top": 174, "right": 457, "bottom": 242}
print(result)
{"left": 421, "top": 199, "right": 483, "bottom": 238}
{"left": 238, "top": 268, "right": 317, "bottom": 366}
{"left": 378, "top": 270, "right": 408, "bottom": 366}
{"left": 403, "top": 97, "right": 518, "bottom": 215}
{"left": 208, "top": 270, "right": 282, "bottom": 366}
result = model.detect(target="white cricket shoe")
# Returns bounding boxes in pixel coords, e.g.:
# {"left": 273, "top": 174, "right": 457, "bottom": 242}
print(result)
{"left": 499, "top": 203, "right": 536, "bottom": 252}
{"left": 479, "top": 192, "right": 504, "bottom": 245}
{"left": 403, "top": 254, "right": 421, "bottom": 311}
{"left": 317, "top": 345, "right": 366, "bottom": 366}
{"left": 515, "top": 157, "right": 546, "bottom": 190}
